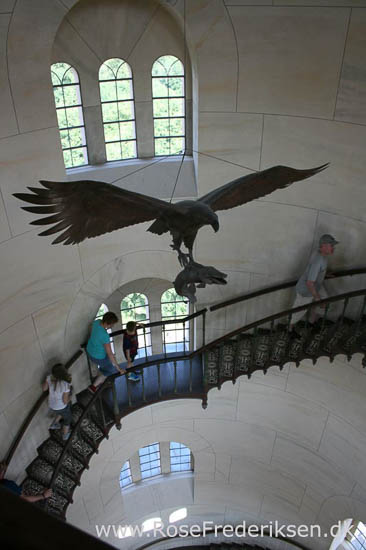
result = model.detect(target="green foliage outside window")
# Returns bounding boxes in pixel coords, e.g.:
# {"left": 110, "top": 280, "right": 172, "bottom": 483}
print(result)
{"left": 99, "top": 58, "right": 137, "bottom": 161}
{"left": 121, "top": 293, "right": 149, "bottom": 325}
{"left": 161, "top": 289, "right": 188, "bottom": 319}
{"left": 51, "top": 62, "right": 88, "bottom": 169}
{"left": 152, "top": 55, "right": 185, "bottom": 156}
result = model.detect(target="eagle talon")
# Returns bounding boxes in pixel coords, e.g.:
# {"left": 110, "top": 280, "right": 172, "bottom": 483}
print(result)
{"left": 177, "top": 251, "right": 190, "bottom": 267}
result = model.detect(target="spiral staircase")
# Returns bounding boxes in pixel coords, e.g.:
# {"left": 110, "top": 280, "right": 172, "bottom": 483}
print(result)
{"left": 3, "top": 269, "right": 366, "bottom": 524}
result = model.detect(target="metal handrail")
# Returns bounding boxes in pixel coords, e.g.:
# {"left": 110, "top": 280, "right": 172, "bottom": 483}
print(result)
{"left": 4, "top": 349, "right": 83, "bottom": 466}
{"left": 42, "top": 285, "right": 366, "bottom": 506}
{"left": 199, "top": 286, "right": 366, "bottom": 353}
{"left": 5, "top": 309, "right": 207, "bottom": 467}
{"left": 210, "top": 267, "right": 366, "bottom": 312}
{"left": 45, "top": 378, "right": 114, "bottom": 513}
{"left": 110, "top": 308, "right": 207, "bottom": 337}
{"left": 6, "top": 269, "right": 365, "bottom": 469}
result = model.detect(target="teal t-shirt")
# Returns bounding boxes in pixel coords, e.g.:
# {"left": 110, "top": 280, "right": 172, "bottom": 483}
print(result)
{"left": 86, "top": 320, "right": 110, "bottom": 359}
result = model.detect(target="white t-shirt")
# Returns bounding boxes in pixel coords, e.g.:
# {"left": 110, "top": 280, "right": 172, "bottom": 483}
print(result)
{"left": 47, "top": 375, "right": 70, "bottom": 410}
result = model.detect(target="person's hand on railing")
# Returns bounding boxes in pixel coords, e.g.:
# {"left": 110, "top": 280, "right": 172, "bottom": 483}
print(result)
{"left": 43, "top": 488, "right": 53, "bottom": 499}
{"left": 118, "top": 367, "right": 126, "bottom": 375}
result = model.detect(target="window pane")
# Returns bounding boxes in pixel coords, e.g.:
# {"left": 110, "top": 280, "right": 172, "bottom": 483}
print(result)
{"left": 53, "top": 87, "right": 65, "bottom": 108}
{"left": 63, "top": 149, "right": 72, "bottom": 168}
{"left": 102, "top": 102, "right": 118, "bottom": 123}
{"left": 169, "top": 58, "right": 184, "bottom": 76}
{"left": 60, "top": 129, "right": 70, "bottom": 149}
{"left": 65, "top": 106, "right": 83, "bottom": 127}
{"left": 116, "top": 61, "right": 132, "bottom": 79}
{"left": 153, "top": 99, "right": 169, "bottom": 118}
{"left": 161, "top": 289, "right": 189, "bottom": 351}
{"left": 100, "top": 81, "right": 117, "bottom": 102}
{"left": 117, "top": 79, "right": 133, "bottom": 101}
{"left": 155, "top": 138, "right": 170, "bottom": 156}
{"left": 72, "top": 147, "right": 87, "bottom": 167}
{"left": 168, "top": 77, "right": 184, "bottom": 97}
{"left": 121, "top": 140, "right": 137, "bottom": 159}
{"left": 170, "top": 118, "right": 185, "bottom": 137}
{"left": 106, "top": 142, "right": 122, "bottom": 161}
{"left": 120, "top": 121, "right": 135, "bottom": 140}
{"left": 104, "top": 122, "right": 120, "bottom": 143}
{"left": 63, "top": 85, "right": 80, "bottom": 106}
{"left": 69, "top": 127, "right": 85, "bottom": 148}
{"left": 170, "top": 137, "right": 185, "bottom": 155}
{"left": 56, "top": 109, "right": 67, "bottom": 129}
{"left": 118, "top": 101, "right": 134, "bottom": 121}
{"left": 169, "top": 98, "right": 184, "bottom": 117}
{"left": 154, "top": 119, "right": 170, "bottom": 138}
{"left": 99, "top": 63, "right": 115, "bottom": 81}
{"left": 152, "top": 77, "right": 169, "bottom": 97}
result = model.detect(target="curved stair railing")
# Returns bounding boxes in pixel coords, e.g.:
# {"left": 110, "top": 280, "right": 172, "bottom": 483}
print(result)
{"left": 8, "top": 309, "right": 207, "bottom": 520}
{"left": 210, "top": 267, "right": 366, "bottom": 312}
{"left": 203, "top": 288, "right": 366, "bottom": 392}
{"left": 4, "top": 268, "right": 366, "bottom": 522}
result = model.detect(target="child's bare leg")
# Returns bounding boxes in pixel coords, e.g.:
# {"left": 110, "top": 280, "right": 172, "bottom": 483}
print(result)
{"left": 93, "top": 374, "right": 106, "bottom": 387}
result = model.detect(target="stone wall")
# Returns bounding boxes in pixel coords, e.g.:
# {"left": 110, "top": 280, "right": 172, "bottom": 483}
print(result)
{"left": 0, "top": 0, "right": 366, "bottom": 542}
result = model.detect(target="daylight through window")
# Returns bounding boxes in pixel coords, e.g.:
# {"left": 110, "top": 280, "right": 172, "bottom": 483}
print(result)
{"left": 121, "top": 293, "right": 152, "bottom": 358}
{"left": 161, "top": 288, "right": 189, "bottom": 353}
{"left": 170, "top": 442, "right": 191, "bottom": 472}
{"left": 152, "top": 55, "right": 185, "bottom": 156}
{"left": 99, "top": 58, "right": 137, "bottom": 161}
{"left": 51, "top": 62, "right": 88, "bottom": 169}
{"left": 119, "top": 460, "right": 133, "bottom": 489}
{"left": 139, "top": 443, "right": 161, "bottom": 479}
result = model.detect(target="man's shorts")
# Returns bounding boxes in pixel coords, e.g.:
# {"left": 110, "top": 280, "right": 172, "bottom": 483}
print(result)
{"left": 51, "top": 403, "right": 72, "bottom": 426}
{"left": 87, "top": 353, "right": 118, "bottom": 376}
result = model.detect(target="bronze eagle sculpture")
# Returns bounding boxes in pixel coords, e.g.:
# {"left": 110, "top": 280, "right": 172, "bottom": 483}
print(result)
{"left": 14, "top": 164, "right": 328, "bottom": 265}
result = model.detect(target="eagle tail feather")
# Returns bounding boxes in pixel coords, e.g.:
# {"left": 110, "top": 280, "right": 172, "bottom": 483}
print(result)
{"left": 147, "top": 218, "right": 168, "bottom": 235}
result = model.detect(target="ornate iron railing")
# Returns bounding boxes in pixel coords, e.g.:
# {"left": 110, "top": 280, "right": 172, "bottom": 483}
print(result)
{"left": 210, "top": 267, "right": 366, "bottom": 312}
{"left": 5, "top": 269, "right": 366, "bottom": 520}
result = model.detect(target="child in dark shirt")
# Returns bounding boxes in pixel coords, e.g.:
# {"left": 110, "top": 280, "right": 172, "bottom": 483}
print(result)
{"left": 123, "top": 321, "right": 143, "bottom": 382}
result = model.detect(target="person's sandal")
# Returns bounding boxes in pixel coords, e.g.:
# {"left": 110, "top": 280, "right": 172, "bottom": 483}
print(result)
{"left": 49, "top": 421, "right": 61, "bottom": 430}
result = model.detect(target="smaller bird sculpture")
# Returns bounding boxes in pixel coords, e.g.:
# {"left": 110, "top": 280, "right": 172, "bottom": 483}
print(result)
{"left": 174, "top": 261, "right": 228, "bottom": 303}
{"left": 13, "top": 164, "right": 328, "bottom": 266}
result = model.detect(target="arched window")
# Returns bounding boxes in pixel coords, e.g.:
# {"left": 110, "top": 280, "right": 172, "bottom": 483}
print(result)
{"left": 99, "top": 58, "right": 137, "bottom": 161}
{"left": 51, "top": 62, "right": 88, "bottom": 169}
{"left": 152, "top": 55, "right": 185, "bottom": 156}
{"left": 121, "top": 293, "right": 151, "bottom": 358}
{"left": 119, "top": 441, "right": 193, "bottom": 491}
{"left": 161, "top": 288, "right": 189, "bottom": 353}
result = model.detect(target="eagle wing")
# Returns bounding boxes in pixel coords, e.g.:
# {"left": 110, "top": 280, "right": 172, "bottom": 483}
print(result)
{"left": 13, "top": 180, "right": 171, "bottom": 244}
{"left": 198, "top": 164, "right": 329, "bottom": 212}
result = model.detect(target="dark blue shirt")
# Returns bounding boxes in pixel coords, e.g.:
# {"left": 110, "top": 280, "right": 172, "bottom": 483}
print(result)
{"left": 0, "top": 478, "right": 22, "bottom": 496}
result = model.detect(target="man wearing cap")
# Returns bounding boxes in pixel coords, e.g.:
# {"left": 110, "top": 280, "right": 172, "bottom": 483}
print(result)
{"left": 290, "top": 234, "right": 339, "bottom": 328}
